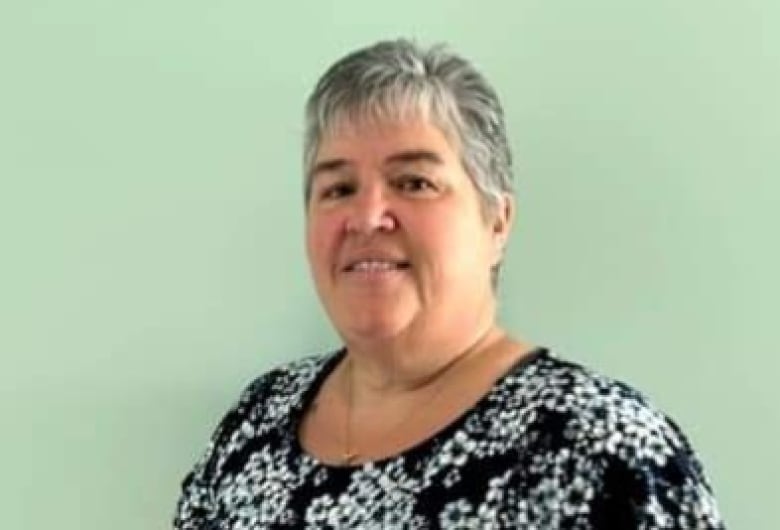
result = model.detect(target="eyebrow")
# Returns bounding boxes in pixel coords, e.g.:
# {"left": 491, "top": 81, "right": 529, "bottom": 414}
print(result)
{"left": 309, "top": 149, "right": 444, "bottom": 180}
{"left": 309, "top": 159, "right": 349, "bottom": 179}
{"left": 385, "top": 149, "right": 444, "bottom": 166}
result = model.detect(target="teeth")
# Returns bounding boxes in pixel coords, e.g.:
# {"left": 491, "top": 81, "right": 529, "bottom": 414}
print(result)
{"left": 351, "top": 260, "right": 404, "bottom": 272}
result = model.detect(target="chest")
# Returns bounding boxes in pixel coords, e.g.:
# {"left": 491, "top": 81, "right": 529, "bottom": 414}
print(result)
{"left": 210, "top": 422, "right": 598, "bottom": 530}
{"left": 298, "top": 344, "right": 531, "bottom": 467}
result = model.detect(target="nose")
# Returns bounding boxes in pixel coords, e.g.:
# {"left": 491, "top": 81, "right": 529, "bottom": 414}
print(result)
{"left": 344, "top": 182, "right": 397, "bottom": 236}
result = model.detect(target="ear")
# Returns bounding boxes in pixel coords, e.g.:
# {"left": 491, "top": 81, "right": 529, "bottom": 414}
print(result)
{"left": 490, "top": 193, "right": 515, "bottom": 266}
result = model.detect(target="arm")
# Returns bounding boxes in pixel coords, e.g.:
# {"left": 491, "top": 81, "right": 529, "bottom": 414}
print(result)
{"left": 589, "top": 441, "right": 725, "bottom": 529}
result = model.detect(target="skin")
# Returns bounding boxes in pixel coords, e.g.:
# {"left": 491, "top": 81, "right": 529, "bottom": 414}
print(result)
{"left": 305, "top": 116, "right": 522, "bottom": 399}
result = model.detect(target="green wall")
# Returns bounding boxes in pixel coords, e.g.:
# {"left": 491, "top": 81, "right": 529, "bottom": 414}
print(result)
{"left": 2, "top": 1, "right": 776, "bottom": 528}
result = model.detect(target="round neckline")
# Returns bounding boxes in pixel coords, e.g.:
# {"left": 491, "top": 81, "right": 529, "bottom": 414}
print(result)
{"left": 290, "top": 345, "right": 549, "bottom": 472}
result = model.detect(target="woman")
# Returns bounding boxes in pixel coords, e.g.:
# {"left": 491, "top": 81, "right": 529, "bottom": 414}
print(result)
{"left": 174, "top": 40, "right": 724, "bottom": 529}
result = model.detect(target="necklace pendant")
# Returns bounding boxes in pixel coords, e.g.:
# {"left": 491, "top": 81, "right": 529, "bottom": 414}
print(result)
{"left": 342, "top": 452, "right": 358, "bottom": 465}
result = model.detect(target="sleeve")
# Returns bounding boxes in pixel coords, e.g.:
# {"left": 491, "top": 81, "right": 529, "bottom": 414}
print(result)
{"left": 587, "top": 409, "right": 726, "bottom": 529}
{"left": 172, "top": 374, "right": 271, "bottom": 529}
{"left": 173, "top": 452, "right": 217, "bottom": 529}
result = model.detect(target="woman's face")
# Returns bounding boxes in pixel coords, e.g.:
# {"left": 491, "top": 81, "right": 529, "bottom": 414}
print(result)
{"left": 305, "top": 117, "right": 511, "bottom": 344}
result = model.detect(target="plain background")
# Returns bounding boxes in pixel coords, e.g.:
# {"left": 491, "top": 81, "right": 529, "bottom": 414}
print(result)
{"left": 2, "top": 1, "right": 777, "bottom": 528}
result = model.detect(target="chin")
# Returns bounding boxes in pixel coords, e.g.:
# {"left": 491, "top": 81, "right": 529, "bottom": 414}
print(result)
{"left": 338, "top": 308, "right": 414, "bottom": 343}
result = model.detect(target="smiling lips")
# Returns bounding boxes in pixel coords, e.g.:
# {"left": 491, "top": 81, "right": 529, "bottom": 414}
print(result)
{"left": 343, "top": 259, "right": 411, "bottom": 273}
{"left": 340, "top": 250, "right": 412, "bottom": 276}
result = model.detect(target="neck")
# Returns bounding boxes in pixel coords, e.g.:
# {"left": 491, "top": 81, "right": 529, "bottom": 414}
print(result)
{"left": 341, "top": 313, "right": 503, "bottom": 399}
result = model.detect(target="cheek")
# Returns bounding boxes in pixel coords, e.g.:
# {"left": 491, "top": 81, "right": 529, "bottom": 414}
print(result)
{"left": 411, "top": 221, "right": 460, "bottom": 278}
{"left": 424, "top": 217, "right": 492, "bottom": 278}
{"left": 306, "top": 215, "right": 341, "bottom": 276}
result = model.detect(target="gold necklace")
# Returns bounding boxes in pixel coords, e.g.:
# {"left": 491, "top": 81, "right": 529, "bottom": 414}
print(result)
{"left": 341, "top": 330, "right": 497, "bottom": 466}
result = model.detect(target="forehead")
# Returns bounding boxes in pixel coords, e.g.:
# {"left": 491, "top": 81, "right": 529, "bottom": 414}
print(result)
{"left": 314, "top": 115, "right": 461, "bottom": 164}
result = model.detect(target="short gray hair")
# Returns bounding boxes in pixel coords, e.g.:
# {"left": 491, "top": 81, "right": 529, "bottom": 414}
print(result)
{"left": 303, "top": 39, "right": 513, "bottom": 216}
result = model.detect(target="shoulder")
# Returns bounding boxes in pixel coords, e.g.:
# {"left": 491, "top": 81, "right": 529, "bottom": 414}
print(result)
{"left": 499, "top": 350, "right": 724, "bottom": 527}
{"left": 213, "top": 350, "right": 340, "bottom": 442}
{"left": 186, "top": 350, "right": 339, "bottom": 478}
{"left": 510, "top": 351, "right": 697, "bottom": 464}
{"left": 236, "top": 351, "right": 337, "bottom": 407}
{"left": 173, "top": 350, "right": 339, "bottom": 528}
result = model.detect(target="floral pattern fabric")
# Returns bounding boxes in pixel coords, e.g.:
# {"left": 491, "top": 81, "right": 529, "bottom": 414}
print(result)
{"left": 173, "top": 348, "right": 725, "bottom": 529}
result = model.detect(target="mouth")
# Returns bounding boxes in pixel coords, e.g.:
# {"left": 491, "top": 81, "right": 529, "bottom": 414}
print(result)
{"left": 342, "top": 259, "right": 411, "bottom": 273}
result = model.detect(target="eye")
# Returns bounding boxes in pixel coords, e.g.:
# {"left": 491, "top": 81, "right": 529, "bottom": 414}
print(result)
{"left": 319, "top": 182, "right": 355, "bottom": 200}
{"left": 395, "top": 175, "right": 436, "bottom": 194}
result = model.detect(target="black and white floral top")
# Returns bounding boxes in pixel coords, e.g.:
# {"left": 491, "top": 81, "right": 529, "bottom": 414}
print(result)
{"left": 173, "top": 347, "right": 725, "bottom": 529}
